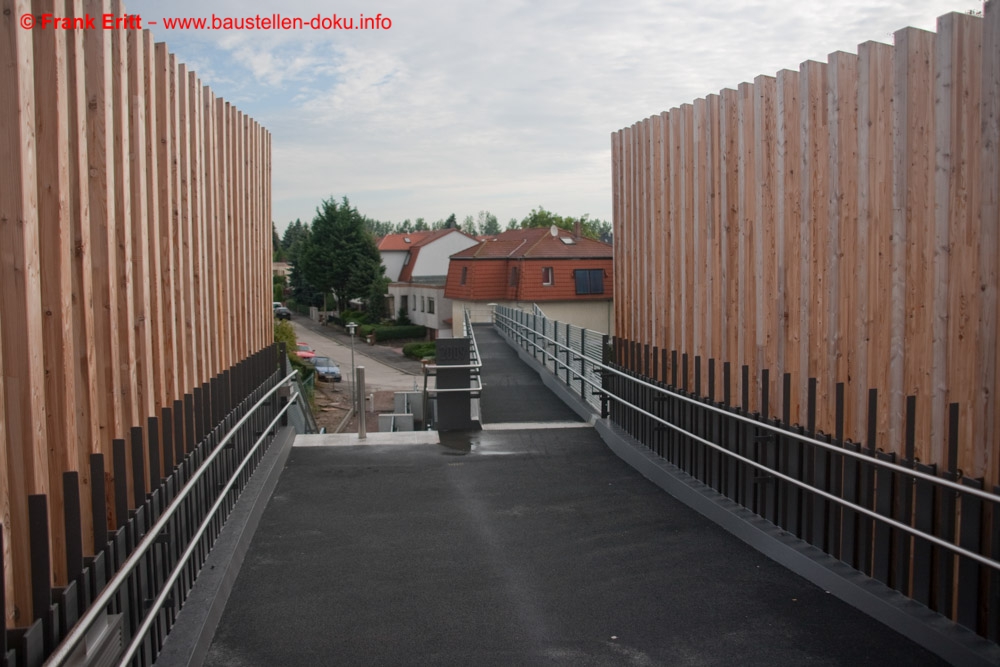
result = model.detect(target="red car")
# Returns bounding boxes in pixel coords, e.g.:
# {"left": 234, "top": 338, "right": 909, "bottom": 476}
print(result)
{"left": 294, "top": 342, "right": 315, "bottom": 360}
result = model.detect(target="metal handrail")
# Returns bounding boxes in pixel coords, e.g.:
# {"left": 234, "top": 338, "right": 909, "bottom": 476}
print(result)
{"left": 119, "top": 387, "right": 301, "bottom": 665}
{"left": 493, "top": 306, "right": 1000, "bottom": 571}
{"left": 46, "top": 369, "right": 300, "bottom": 666}
{"left": 492, "top": 307, "right": 1000, "bottom": 505}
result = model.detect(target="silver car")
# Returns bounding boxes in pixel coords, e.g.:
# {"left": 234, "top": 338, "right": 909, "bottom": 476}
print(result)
{"left": 309, "top": 356, "right": 342, "bottom": 382}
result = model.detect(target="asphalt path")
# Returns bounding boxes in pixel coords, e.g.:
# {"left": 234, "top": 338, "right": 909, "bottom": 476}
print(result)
{"left": 204, "top": 326, "right": 947, "bottom": 666}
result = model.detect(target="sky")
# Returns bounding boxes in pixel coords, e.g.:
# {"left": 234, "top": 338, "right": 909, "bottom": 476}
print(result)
{"left": 125, "top": 0, "right": 977, "bottom": 233}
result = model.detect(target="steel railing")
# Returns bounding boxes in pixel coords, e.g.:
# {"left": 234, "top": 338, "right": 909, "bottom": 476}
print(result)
{"left": 492, "top": 303, "right": 1000, "bottom": 642}
{"left": 46, "top": 367, "right": 301, "bottom": 666}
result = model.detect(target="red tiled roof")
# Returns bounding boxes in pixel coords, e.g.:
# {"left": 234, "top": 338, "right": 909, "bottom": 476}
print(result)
{"left": 450, "top": 227, "right": 611, "bottom": 259}
{"left": 377, "top": 229, "right": 473, "bottom": 251}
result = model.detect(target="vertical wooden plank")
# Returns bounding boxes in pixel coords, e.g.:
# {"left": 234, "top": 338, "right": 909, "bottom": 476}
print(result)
{"left": 636, "top": 119, "right": 648, "bottom": 351}
{"left": 142, "top": 31, "right": 165, "bottom": 411}
{"left": 203, "top": 87, "right": 218, "bottom": 379}
{"left": 189, "top": 72, "right": 205, "bottom": 384}
{"left": 651, "top": 114, "right": 664, "bottom": 353}
{"left": 0, "top": 332, "right": 8, "bottom": 624}
{"left": 0, "top": 0, "right": 49, "bottom": 620}
{"left": 859, "top": 41, "right": 894, "bottom": 450}
{"left": 65, "top": 0, "right": 99, "bottom": 555}
{"left": 668, "top": 110, "right": 681, "bottom": 363}
{"left": 681, "top": 104, "right": 694, "bottom": 368}
{"left": 982, "top": 0, "right": 1000, "bottom": 487}
{"left": 755, "top": 75, "right": 779, "bottom": 412}
{"left": 111, "top": 0, "right": 137, "bottom": 438}
{"left": 707, "top": 94, "right": 722, "bottom": 393}
{"left": 85, "top": 0, "right": 123, "bottom": 461}
{"left": 693, "top": 99, "right": 707, "bottom": 370}
{"left": 32, "top": 0, "right": 75, "bottom": 586}
{"left": 737, "top": 82, "right": 757, "bottom": 412}
{"left": 177, "top": 62, "right": 194, "bottom": 392}
{"left": 720, "top": 89, "right": 740, "bottom": 386}
{"left": 777, "top": 69, "right": 803, "bottom": 427}
{"left": 216, "top": 98, "right": 231, "bottom": 371}
{"left": 612, "top": 130, "right": 621, "bottom": 338}
{"left": 155, "top": 45, "right": 179, "bottom": 404}
{"left": 801, "top": 60, "right": 829, "bottom": 431}
{"left": 829, "top": 51, "right": 860, "bottom": 442}
{"left": 127, "top": 26, "right": 154, "bottom": 433}
{"left": 894, "top": 27, "right": 936, "bottom": 464}
{"left": 936, "top": 13, "right": 984, "bottom": 477}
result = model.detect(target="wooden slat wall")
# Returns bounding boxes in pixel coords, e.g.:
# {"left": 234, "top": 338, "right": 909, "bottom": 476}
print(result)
{"left": 611, "top": 5, "right": 1000, "bottom": 484}
{"left": 0, "top": 1, "right": 271, "bottom": 622}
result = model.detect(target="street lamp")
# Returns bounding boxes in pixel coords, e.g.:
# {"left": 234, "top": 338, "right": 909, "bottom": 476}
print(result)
{"left": 346, "top": 321, "right": 358, "bottom": 418}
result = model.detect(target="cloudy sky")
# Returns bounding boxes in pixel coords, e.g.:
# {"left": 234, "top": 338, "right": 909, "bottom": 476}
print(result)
{"left": 126, "top": 0, "right": 974, "bottom": 232}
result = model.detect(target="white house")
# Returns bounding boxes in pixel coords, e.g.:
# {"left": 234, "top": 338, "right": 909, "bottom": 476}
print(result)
{"left": 378, "top": 229, "right": 479, "bottom": 338}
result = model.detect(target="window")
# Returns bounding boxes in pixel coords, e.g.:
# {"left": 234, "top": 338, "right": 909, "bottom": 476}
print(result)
{"left": 421, "top": 296, "right": 425, "bottom": 312}
{"left": 542, "top": 267, "right": 554, "bottom": 286}
{"left": 412, "top": 294, "right": 416, "bottom": 310}
{"left": 509, "top": 266, "right": 519, "bottom": 287}
{"left": 428, "top": 298, "right": 435, "bottom": 314}
{"left": 460, "top": 266, "right": 468, "bottom": 285}
{"left": 574, "top": 269, "right": 605, "bottom": 295}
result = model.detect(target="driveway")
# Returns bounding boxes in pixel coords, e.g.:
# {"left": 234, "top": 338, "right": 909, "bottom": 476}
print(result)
{"left": 291, "top": 319, "right": 421, "bottom": 394}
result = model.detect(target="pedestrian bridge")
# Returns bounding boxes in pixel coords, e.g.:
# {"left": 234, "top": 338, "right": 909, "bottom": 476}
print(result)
{"left": 155, "top": 325, "right": 954, "bottom": 666}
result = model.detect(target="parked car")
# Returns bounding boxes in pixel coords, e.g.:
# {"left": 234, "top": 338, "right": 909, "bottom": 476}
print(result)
{"left": 273, "top": 301, "right": 283, "bottom": 310}
{"left": 294, "top": 342, "right": 315, "bottom": 360}
{"left": 274, "top": 306, "right": 292, "bottom": 320}
{"left": 308, "top": 356, "right": 341, "bottom": 382}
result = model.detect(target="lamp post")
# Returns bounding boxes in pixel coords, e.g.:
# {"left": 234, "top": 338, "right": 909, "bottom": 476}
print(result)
{"left": 346, "top": 321, "right": 358, "bottom": 418}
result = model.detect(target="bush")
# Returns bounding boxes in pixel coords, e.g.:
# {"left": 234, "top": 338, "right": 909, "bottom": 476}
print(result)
{"left": 396, "top": 305, "right": 411, "bottom": 326}
{"left": 369, "top": 325, "right": 426, "bottom": 342}
{"left": 403, "top": 342, "right": 436, "bottom": 360}
{"left": 341, "top": 309, "right": 370, "bottom": 325}
{"left": 273, "top": 319, "right": 314, "bottom": 379}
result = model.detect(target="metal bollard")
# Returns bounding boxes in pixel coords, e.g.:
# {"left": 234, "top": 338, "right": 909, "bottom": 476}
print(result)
{"left": 357, "top": 366, "right": 366, "bottom": 439}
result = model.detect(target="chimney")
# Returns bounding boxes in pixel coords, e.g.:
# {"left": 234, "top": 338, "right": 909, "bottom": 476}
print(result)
{"left": 573, "top": 220, "right": 581, "bottom": 238}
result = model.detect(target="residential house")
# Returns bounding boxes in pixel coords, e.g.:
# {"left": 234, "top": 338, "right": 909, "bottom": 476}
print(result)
{"left": 378, "top": 229, "right": 479, "bottom": 338}
{"left": 444, "top": 226, "right": 614, "bottom": 334}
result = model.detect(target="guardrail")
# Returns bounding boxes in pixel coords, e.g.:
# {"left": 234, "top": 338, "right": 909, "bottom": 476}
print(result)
{"left": 492, "top": 304, "right": 1000, "bottom": 645}
{"left": 18, "top": 346, "right": 302, "bottom": 667}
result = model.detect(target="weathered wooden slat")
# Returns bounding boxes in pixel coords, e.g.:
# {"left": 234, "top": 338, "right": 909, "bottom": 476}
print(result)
{"left": 2, "top": 0, "right": 50, "bottom": 620}
{"left": 32, "top": 0, "right": 75, "bottom": 586}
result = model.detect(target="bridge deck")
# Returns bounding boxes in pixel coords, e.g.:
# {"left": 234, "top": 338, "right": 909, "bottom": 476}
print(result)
{"left": 202, "top": 327, "right": 944, "bottom": 666}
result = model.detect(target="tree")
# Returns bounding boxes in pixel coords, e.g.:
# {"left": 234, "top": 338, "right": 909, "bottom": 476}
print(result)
{"left": 298, "top": 196, "right": 386, "bottom": 312}
{"left": 272, "top": 222, "right": 285, "bottom": 261}
{"left": 364, "top": 216, "right": 396, "bottom": 237}
{"left": 462, "top": 215, "right": 476, "bottom": 235}
{"left": 413, "top": 218, "right": 429, "bottom": 231}
{"left": 444, "top": 213, "right": 458, "bottom": 229}
{"left": 477, "top": 210, "right": 500, "bottom": 235}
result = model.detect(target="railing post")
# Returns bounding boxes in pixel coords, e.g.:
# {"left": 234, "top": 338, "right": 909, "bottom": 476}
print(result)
{"left": 357, "top": 366, "right": 367, "bottom": 440}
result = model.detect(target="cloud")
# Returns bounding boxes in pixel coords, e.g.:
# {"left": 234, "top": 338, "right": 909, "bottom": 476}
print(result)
{"left": 125, "top": 0, "right": 969, "bottom": 228}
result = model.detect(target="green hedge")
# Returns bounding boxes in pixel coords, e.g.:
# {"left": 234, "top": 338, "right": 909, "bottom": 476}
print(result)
{"left": 370, "top": 325, "right": 426, "bottom": 342}
{"left": 403, "top": 342, "right": 436, "bottom": 360}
